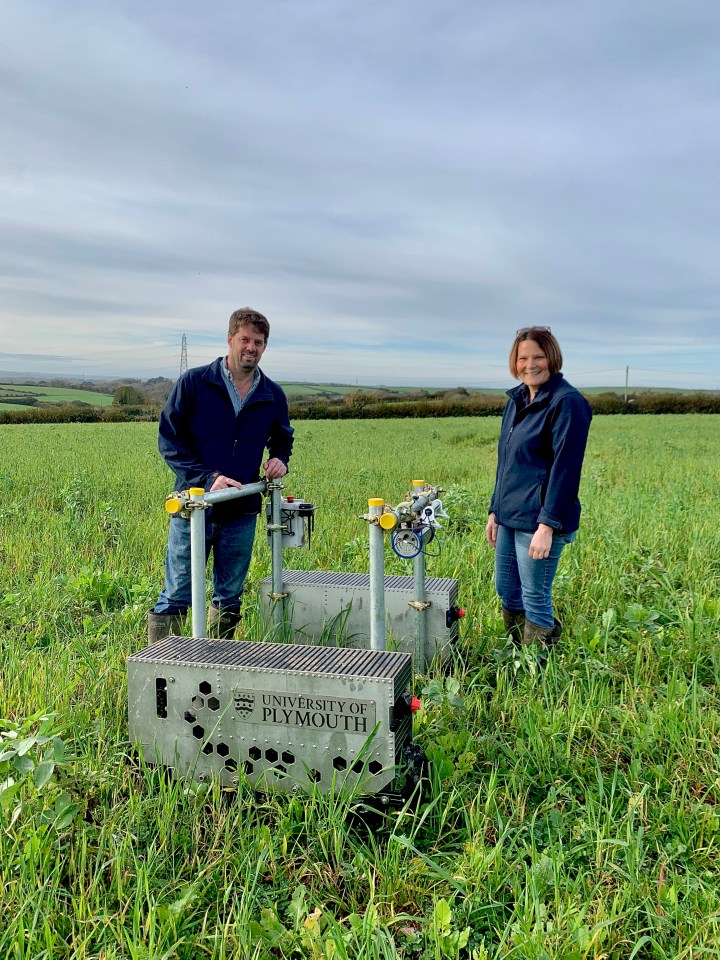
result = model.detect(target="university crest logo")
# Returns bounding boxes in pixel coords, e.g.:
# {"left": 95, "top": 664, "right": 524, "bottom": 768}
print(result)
{"left": 233, "top": 692, "right": 255, "bottom": 718}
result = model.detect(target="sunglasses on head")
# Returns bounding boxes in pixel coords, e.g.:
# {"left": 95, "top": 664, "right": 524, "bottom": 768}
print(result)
{"left": 516, "top": 326, "right": 551, "bottom": 336}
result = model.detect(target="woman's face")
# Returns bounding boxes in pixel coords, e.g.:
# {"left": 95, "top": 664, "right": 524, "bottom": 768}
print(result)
{"left": 516, "top": 339, "right": 551, "bottom": 393}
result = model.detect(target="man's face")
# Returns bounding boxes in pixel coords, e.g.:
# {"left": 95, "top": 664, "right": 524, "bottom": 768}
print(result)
{"left": 227, "top": 323, "right": 267, "bottom": 376}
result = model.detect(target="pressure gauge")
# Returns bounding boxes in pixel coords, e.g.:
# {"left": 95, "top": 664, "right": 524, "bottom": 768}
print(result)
{"left": 392, "top": 529, "right": 422, "bottom": 559}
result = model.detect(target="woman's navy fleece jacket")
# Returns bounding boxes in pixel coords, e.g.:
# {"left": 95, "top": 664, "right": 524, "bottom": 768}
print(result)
{"left": 489, "top": 373, "right": 592, "bottom": 534}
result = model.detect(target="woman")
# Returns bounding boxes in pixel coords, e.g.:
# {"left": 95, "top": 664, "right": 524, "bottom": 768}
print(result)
{"left": 486, "top": 327, "right": 592, "bottom": 649}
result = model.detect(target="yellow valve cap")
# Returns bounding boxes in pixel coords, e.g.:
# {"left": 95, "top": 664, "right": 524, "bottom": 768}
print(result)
{"left": 165, "top": 496, "right": 182, "bottom": 514}
{"left": 378, "top": 512, "right": 398, "bottom": 530}
{"left": 412, "top": 480, "right": 425, "bottom": 487}
{"left": 189, "top": 487, "right": 205, "bottom": 496}
{"left": 368, "top": 498, "right": 384, "bottom": 507}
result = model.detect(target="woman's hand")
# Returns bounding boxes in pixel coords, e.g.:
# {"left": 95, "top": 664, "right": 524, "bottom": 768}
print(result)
{"left": 485, "top": 513, "right": 498, "bottom": 548}
{"left": 528, "top": 524, "right": 554, "bottom": 559}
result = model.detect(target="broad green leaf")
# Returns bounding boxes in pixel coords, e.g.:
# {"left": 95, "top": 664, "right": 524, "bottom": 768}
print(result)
{"left": 15, "top": 737, "right": 38, "bottom": 757}
{"left": 0, "top": 779, "right": 20, "bottom": 811}
{"left": 34, "top": 759, "right": 55, "bottom": 789}
{"left": 433, "top": 898, "right": 451, "bottom": 929}
{"left": 13, "top": 754, "right": 35, "bottom": 775}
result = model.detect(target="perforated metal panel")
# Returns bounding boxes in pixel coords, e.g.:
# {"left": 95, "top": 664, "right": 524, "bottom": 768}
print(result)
{"left": 258, "top": 570, "right": 459, "bottom": 669}
{"left": 128, "top": 636, "right": 413, "bottom": 794}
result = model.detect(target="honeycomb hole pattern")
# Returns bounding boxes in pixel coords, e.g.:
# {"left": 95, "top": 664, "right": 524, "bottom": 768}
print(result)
{"left": 225, "top": 758, "right": 238, "bottom": 772}
{"left": 216, "top": 742, "right": 230, "bottom": 757}
{"left": 241, "top": 760, "right": 253, "bottom": 775}
{"left": 368, "top": 760, "right": 383, "bottom": 775}
{"left": 202, "top": 743, "right": 213, "bottom": 756}
{"left": 184, "top": 711, "right": 196, "bottom": 724}
{"left": 309, "top": 769, "right": 321, "bottom": 783}
{"left": 199, "top": 681, "right": 212, "bottom": 695}
{"left": 281, "top": 752, "right": 295, "bottom": 765}
{"left": 265, "top": 748, "right": 278, "bottom": 763}
{"left": 191, "top": 696, "right": 204, "bottom": 710}
{"left": 248, "top": 746, "right": 262, "bottom": 761}
{"left": 207, "top": 697, "right": 220, "bottom": 711}
{"left": 192, "top": 725, "right": 205, "bottom": 740}
{"left": 332, "top": 757, "right": 348, "bottom": 771}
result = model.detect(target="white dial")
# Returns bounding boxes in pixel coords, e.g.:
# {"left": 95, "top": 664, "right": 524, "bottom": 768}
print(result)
{"left": 392, "top": 530, "right": 422, "bottom": 559}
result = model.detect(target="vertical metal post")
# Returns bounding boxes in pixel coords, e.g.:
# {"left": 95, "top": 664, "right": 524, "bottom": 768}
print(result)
{"left": 189, "top": 488, "right": 207, "bottom": 638}
{"left": 368, "top": 498, "right": 386, "bottom": 650}
{"left": 413, "top": 543, "right": 428, "bottom": 663}
{"left": 270, "top": 481, "right": 285, "bottom": 626}
{"left": 172, "top": 480, "right": 268, "bottom": 639}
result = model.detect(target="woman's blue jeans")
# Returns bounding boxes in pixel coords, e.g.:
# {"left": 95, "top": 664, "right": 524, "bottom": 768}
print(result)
{"left": 153, "top": 512, "right": 257, "bottom": 615}
{"left": 494, "top": 524, "right": 575, "bottom": 628}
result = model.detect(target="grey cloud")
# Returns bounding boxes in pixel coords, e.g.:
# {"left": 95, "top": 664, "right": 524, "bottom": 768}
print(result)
{"left": 0, "top": 0, "right": 718, "bottom": 387}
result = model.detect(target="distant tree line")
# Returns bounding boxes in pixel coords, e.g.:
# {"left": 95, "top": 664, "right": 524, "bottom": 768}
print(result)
{"left": 2, "top": 389, "right": 719, "bottom": 425}
{"left": 286, "top": 389, "right": 720, "bottom": 420}
{"left": 0, "top": 404, "right": 161, "bottom": 424}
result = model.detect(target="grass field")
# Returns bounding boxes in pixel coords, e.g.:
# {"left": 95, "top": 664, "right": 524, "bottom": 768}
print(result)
{"left": 0, "top": 384, "right": 115, "bottom": 410}
{"left": 1, "top": 415, "right": 719, "bottom": 958}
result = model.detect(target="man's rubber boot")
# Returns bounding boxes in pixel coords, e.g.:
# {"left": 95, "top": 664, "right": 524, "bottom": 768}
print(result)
{"left": 207, "top": 604, "right": 242, "bottom": 639}
{"left": 147, "top": 610, "right": 186, "bottom": 645}
{"left": 523, "top": 617, "right": 563, "bottom": 648}
{"left": 502, "top": 606, "right": 526, "bottom": 647}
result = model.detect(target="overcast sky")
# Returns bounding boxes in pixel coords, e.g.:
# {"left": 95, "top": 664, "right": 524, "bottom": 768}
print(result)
{"left": 1, "top": 1, "right": 718, "bottom": 389}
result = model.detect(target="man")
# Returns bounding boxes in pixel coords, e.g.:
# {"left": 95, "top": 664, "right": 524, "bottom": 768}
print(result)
{"left": 148, "top": 307, "right": 294, "bottom": 642}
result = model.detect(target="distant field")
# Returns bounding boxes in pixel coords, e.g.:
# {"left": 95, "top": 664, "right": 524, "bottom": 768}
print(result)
{"left": 280, "top": 383, "right": 718, "bottom": 399}
{"left": 0, "top": 384, "right": 114, "bottom": 410}
{"left": 2, "top": 380, "right": 715, "bottom": 412}
{"left": 279, "top": 382, "right": 434, "bottom": 398}
{"left": 578, "top": 385, "right": 719, "bottom": 395}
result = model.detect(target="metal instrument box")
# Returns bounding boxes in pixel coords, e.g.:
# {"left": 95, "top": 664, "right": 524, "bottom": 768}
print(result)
{"left": 265, "top": 498, "right": 316, "bottom": 548}
{"left": 258, "top": 570, "right": 459, "bottom": 670}
{"left": 128, "top": 636, "right": 413, "bottom": 795}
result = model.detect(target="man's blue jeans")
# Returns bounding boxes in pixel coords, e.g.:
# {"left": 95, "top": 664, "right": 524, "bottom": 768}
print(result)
{"left": 494, "top": 524, "right": 575, "bottom": 628}
{"left": 153, "top": 512, "right": 257, "bottom": 615}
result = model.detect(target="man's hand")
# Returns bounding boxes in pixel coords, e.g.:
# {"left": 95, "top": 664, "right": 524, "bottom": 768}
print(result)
{"left": 210, "top": 474, "right": 243, "bottom": 492}
{"left": 264, "top": 458, "right": 288, "bottom": 480}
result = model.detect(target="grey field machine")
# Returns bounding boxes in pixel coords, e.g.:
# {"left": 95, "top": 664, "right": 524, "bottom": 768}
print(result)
{"left": 127, "top": 479, "right": 464, "bottom": 800}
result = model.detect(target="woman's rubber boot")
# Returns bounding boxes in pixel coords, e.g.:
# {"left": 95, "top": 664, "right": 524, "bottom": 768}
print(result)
{"left": 523, "top": 617, "right": 562, "bottom": 669}
{"left": 523, "top": 617, "right": 562, "bottom": 649}
{"left": 502, "top": 606, "right": 526, "bottom": 648}
{"left": 147, "top": 610, "right": 186, "bottom": 645}
{"left": 207, "top": 604, "right": 242, "bottom": 639}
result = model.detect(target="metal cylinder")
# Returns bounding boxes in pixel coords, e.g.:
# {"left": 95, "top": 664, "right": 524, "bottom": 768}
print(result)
{"left": 368, "top": 498, "right": 386, "bottom": 651}
{"left": 187, "top": 481, "right": 268, "bottom": 637}
{"left": 411, "top": 492, "right": 434, "bottom": 515}
{"left": 413, "top": 541, "right": 428, "bottom": 663}
{"left": 269, "top": 482, "right": 285, "bottom": 626}
{"left": 203, "top": 481, "right": 267, "bottom": 507}
{"left": 189, "top": 488, "right": 207, "bottom": 638}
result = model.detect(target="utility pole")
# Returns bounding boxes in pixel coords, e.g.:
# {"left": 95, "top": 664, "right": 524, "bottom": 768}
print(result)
{"left": 624, "top": 365, "right": 629, "bottom": 403}
{"left": 179, "top": 334, "right": 188, "bottom": 376}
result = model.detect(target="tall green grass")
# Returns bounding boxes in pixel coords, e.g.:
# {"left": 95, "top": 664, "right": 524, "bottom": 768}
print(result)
{"left": 1, "top": 416, "right": 719, "bottom": 958}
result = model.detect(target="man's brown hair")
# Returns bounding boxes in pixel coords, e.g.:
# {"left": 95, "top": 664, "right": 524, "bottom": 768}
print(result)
{"left": 228, "top": 308, "right": 270, "bottom": 341}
